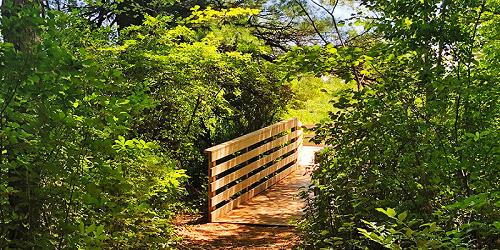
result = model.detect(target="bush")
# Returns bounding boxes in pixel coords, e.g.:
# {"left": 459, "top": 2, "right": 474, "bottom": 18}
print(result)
{"left": 0, "top": 10, "right": 186, "bottom": 248}
{"left": 298, "top": 0, "right": 500, "bottom": 248}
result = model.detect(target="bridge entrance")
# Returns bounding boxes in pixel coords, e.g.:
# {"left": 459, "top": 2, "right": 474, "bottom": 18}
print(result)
{"left": 204, "top": 118, "right": 322, "bottom": 226}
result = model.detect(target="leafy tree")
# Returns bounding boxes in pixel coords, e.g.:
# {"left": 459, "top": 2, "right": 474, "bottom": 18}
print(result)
{"left": 0, "top": 3, "right": 186, "bottom": 248}
{"left": 119, "top": 8, "right": 292, "bottom": 206}
{"left": 296, "top": 0, "right": 500, "bottom": 248}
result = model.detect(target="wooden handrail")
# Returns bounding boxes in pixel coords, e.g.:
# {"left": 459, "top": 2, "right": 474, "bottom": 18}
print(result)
{"left": 204, "top": 118, "right": 303, "bottom": 222}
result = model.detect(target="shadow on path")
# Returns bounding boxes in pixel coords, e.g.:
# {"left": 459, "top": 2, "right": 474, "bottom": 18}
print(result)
{"left": 176, "top": 221, "right": 300, "bottom": 249}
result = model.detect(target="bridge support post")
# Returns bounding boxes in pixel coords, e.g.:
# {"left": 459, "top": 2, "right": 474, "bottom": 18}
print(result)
{"left": 207, "top": 153, "right": 216, "bottom": 222}
{"left": 292, "top": 118, "right": 303, "bottom": 171}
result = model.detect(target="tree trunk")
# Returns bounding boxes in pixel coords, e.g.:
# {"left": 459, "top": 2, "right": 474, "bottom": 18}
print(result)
{"left": 1, "top": 0, "right": 40, "bottom": 52}
{"left": 1, "top": 0, "right": 41, "bottom": 247}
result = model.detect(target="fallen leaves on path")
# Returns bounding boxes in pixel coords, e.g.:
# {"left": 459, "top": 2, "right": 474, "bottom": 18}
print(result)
{"left": 175, "top": 215, "right": 301, "bottom": 249}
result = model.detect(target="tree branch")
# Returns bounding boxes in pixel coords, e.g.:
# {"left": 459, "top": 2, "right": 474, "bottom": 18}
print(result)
{"left": 292, "top": 0, "right": 328, "bottom": 45}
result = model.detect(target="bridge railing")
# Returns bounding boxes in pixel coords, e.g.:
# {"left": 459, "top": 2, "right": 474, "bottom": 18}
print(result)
{"left": 205, "top": 118, "right": 303, "bottom": 222}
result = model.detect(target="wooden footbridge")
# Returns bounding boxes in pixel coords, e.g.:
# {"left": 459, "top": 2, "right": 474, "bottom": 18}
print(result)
{"left": 204, "top": 118, "right": 322, "bottom": 226}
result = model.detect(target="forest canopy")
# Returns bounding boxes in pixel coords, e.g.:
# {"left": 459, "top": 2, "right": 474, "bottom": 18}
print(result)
{"left": 0, "top": 0, "right": 499, "bottom": 249}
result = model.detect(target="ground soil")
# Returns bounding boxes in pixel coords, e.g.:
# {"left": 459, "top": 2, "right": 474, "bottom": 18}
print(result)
{"left": 174, "top": 214, "right": 301, "bottom": 249}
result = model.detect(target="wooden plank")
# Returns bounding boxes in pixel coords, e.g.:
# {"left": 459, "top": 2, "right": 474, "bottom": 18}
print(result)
{"left": 205, "top": 118, "right": 298, "bottom": 161}
{"left": 210, "top": 152, "right": 298, "bottom": 207}
{"left": 213, "top": 160, "right": 309, "bottom": 226}
{"left": 211, "top": 162, "right": 298, "bottom": 221}
{"left": 207, "top": 153, "right": 217, "bottom": 222}
{"left": 211, "top": 162, "right": 299, "bottom": 221}
{"left": 210, "top": 140, "right": 301, "bottom": 192}
{"left": 206, "top": 118, "right": 303, "bottom": 222}
{"left": 205, "top": 117, "right": 296, "bottom": 153}
{"left": 212, "top": 130, "right": 303, "bottom": 176}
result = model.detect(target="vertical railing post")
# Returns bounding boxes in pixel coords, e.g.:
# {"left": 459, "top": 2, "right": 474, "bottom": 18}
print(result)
{"left": 241, "top": 147, "right": 249, "bottom": 197}
{"left": 291, "top": 118, "right": 303, "bottom": 170}
{"left": 207, "top": 152, "right": 216, "bottom": 222}
{"left": 297, "top": 118, "right": 303, "bottom": 149}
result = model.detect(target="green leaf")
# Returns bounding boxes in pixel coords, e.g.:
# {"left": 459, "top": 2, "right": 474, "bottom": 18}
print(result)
{"left": 95, "top": 225, "right": 104, "bottom": 236}
{"left": 78, "top": 222, "right": 84, "bottom": 233}
{"left": 377, "top": 208, "right": 397, "bottom": 218}
{"left": 28, "top": 75, "right": 40, "bottom": 83}
{"left": 386, "top": 208, "right": 397, "bottom": 218}
{"left": 86, "top": 223, "right": 96, "bottom": 234}
{"left": 404, "top": 228, "right": 414, "bottom": 237}
{"left": 403, "top": 17, "right": 412, "bottom": 28}
{"left": 397, "top": 211, "right": 408, "bottom": 221}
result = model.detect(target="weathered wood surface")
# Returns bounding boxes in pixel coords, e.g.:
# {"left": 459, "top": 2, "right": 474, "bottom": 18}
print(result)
{"left": 205, "top": 118, "right": 303, "bottom": 222}
{"left": 214, "top": 145, "right": 324, "bottom": 226}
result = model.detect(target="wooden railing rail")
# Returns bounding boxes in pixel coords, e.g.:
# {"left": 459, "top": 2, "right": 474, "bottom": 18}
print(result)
{"left": 204, "top": 118, "right": 303, "bottom": 222}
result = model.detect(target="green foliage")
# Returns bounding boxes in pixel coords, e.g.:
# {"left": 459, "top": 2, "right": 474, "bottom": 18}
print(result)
{"left": 358, "top": 208, "right": 460, "bottom": 249}
{"left": 0, "top": 6, "right": 181, "bottom": 249}
{"left": 298, "top": 0, "right": 500, "bottom": 249}
{"left": 0, "top": 2, "right": 291, "bottom": 248}
{"left": 360, "top": 201, "right": 500, "bottom": 249}
{"left": 119, "top": 12, "right": 291, "bottom": 205}
{"left": 284, "top": 75, "right": 355, "bottom": 125}
{"left": 5, "top": 0, "right": 498, "bottom": 248}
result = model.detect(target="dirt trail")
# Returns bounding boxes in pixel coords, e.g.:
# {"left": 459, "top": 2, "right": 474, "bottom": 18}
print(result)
{"left": 175, "top": 217, "right": 301, "bottom": 249}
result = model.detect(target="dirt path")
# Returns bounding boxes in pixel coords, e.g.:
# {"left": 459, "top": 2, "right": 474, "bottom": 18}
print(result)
{"left": 175, "top": 217, "right": 301, "bottom": 249}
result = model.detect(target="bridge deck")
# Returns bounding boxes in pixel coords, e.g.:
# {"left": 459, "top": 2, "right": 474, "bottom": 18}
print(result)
{"left": 215, "top": 146, "right": 323, "bottom": 226}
